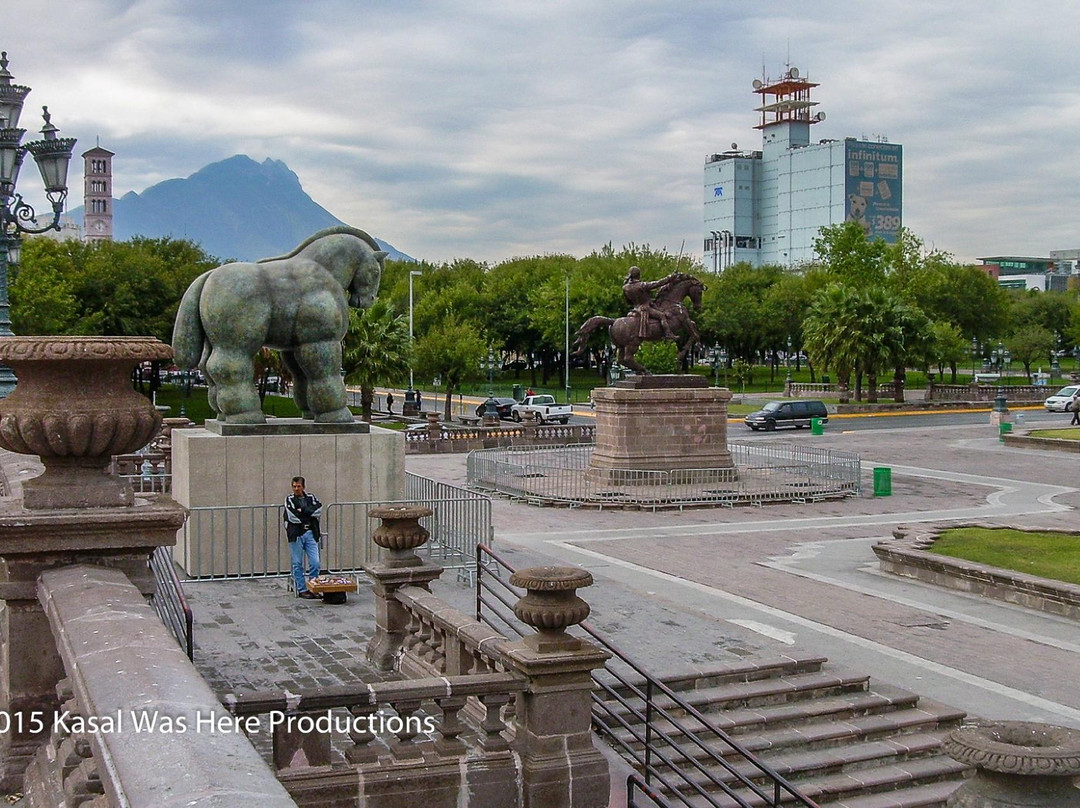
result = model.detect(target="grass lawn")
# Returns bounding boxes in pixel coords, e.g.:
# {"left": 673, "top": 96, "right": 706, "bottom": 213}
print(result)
{"left": 1027, "top": 428, "right": 1080, "bottom": 441}
{"left": 930, "top": 527, "right": 1080, "bottom": 585}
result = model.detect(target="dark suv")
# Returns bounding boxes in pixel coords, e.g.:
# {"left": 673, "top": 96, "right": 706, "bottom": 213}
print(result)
{"left": 744, "top": 400, "right": 829, "bottom": 431}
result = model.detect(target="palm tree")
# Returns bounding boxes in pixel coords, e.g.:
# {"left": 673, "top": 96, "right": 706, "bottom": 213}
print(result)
{"left": 803, "top": 284, "right": 860, "bottom": 402}
{"left": 342, "top": 301, "right": 412, "bottom": 421}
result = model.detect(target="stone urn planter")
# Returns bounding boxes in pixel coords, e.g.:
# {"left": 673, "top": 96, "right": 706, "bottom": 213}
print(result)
{"left": 509, "top": 565, "right": 594, "bottom": 652}
{"left": 0, "top": 336, "right": 172, "bottom": 509}
{"left": 942, "top": 721, "right": 1080, "bottom": 808}
{"left": 369, "top": 504, "right": 433, "bottom": 567}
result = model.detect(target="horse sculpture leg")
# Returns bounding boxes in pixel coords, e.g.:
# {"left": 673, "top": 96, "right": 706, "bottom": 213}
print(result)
{"left": 280, "top": 351, "right": 310, "bottom": 418}
{"left": 205, "top": 346, "right": 265, "bottom": 424}
{"left": 293, "top": 340, "right": 352, "bottom": 423}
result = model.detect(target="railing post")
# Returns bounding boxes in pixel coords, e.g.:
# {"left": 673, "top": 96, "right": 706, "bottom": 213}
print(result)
{"left": 644, "top": 679, "right": 654, "bottom": 785}
{"left": 363, "top": 505, "right": 443, "bottom": 670}
{"left": 501, "top": 566, "right": 612, "bottom": 808}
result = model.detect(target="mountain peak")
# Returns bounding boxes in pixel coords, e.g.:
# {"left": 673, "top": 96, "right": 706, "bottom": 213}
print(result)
{"left": 69, "top": 155, "right": 411, "bottom": 263}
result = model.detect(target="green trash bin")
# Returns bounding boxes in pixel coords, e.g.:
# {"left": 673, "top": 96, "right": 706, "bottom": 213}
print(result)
{"left": 999, "top": 422, "right": 1013, "bottom": 440}
{"left": 873, "top": 467, "right": 892, "bottom": 497}
{"left": 810, "top": 417, "right": 824, "bottom": 435}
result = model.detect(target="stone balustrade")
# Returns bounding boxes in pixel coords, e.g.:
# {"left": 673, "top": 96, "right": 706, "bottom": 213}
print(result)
{"left": 394, "top": 584, "right": 509, "bottom": 677}
{"left": 363, "top": 507, "right": 612, "bottom": 808}
{"left": 224, "top": 671, "right": 526, "bottom": 806}
{"left": 24, "top": 565, "right": 296, "bottom": 808}
{"left": 404, "top": 420, "right": 595, "bottom": 454}
{"left": 926, "top": 383, "right": 1047, "bottom": 402}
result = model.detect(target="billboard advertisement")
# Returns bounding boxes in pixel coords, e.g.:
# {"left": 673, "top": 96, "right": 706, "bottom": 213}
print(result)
{"left": 844, "top": 141, "right": 902, "bottom": 242}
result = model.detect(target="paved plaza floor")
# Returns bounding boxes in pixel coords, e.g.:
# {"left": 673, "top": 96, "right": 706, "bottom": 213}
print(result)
{"left": 404, "top": 415, "right": 1080, "bottom": 729}
{"left": 181, "top": 413, "right": 1080, "bottom": 735}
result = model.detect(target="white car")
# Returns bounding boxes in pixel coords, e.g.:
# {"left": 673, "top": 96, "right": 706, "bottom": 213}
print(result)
{"left": 1044, "top": 385, "right": 1080, "bottom": 412}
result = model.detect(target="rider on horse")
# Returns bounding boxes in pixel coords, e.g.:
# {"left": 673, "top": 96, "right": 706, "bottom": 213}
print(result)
{"left": 622, "top": 266, "right": 678, "bottom": 340}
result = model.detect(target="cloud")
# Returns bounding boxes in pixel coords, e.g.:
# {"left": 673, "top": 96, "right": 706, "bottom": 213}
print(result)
{"left": 6, "top": 0, "right": 1080, "bottom": 263}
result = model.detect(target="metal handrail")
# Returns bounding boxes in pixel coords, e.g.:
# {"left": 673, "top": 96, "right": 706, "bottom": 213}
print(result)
{"left": 149, "top": 545, "right": 194, "bottom": 660}
{"left": 476, "top": 542, "right": 820, "bottom": 808}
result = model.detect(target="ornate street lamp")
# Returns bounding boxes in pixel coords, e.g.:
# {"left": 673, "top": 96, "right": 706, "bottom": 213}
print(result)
{"left": 0, "top": 52, "right": 77, "bottom": 397}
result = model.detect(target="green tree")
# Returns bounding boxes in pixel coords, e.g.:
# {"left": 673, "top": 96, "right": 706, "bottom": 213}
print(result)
{"left": 1005, "top": 326, "right": 1056, "bottom": 380}
{"left": 812, "top": 221, "right": 889, "bottom": 288}
{"left": 803, "top": 284, "right": 860, "bottom": 400}
{"left": 635, "top": 341, "right": 679, "bottom": 374}
{"left": 9, "top": 238, "right": 78, "bottom": 333}
{"left": 697, "top": 263, "right": 785, "bottom": 363}
{"left": 414, "top": 316, "right": 487, "bottom": 421}
{"left": 342, "top": 301, "right": 412, "bottom": 421}
{"left": 1007, "top": 290, "right": 1074, "bottom": 348}
{"left": 926, "top": 321, "right": 969, "bottom": 382}
{"left": 12, "top": 236, "right": 218, "bottom": 340}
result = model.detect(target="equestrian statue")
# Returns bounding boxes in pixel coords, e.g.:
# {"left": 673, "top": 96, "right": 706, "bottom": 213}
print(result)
{"left": 172, "top": 226, "right": 386, "bottom": 424}
{"left": 572, "top": 267, "right": 704, "bottom": 375}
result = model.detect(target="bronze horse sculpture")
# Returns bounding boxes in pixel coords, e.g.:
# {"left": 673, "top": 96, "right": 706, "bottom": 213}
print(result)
{"left": 172, "top": 226, "right": 386, "bottom": 423}
{"left": 572, "top": 272, "right": 704, "bottom": 375}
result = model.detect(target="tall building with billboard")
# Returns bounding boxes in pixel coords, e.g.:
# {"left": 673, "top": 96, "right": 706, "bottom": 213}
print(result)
{"left": 704, "top": 67, "right": 903, "bottom": 270}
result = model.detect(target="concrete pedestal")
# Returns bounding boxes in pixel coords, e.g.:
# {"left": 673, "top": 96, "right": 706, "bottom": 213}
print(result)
{"left": 171, "top": 421, "right": 405, "bottom": 577}
{"left": 588, "top": 376, "right": 734, "bottom": 481}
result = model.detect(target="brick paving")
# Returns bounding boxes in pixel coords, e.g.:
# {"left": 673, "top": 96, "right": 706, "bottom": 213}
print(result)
{"left": 184, "top": 577, "right": 393, "bottom": 695}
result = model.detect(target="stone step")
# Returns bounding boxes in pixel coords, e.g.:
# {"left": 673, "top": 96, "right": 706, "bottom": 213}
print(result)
{"left": 677, "top": 732, "right": 948, "bottom": 790}
{"left": 603, "top": 655, "right": 829, "bottom": 700}
{"left": 827, "top": 779, "right": 967, "bottom": 808}
{"left": 731, "top": 703, "right": 966, "bottom": 757}
{"left": 672, "top": 752, "right": 969, "bottom": 808}
{"left": 602, "top": 683, "right": 927, "bottom": 747}
{"left": 603, "top": 669, "right": 871, "bottom": 724}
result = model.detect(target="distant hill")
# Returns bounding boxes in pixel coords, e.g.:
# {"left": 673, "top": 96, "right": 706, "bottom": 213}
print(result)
{"left": 69, "top": 154, "right": 413, "bottom": 263}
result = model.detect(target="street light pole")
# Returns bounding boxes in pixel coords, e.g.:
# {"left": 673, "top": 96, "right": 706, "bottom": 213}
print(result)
{"left": 564, "top": 273, "right": 571, "bottom": 404}
{"left": 407, "top": 269, "right": 422, "bottom": 393}
{"left": 0, "top": 53, "right": 76, "bottom": 398}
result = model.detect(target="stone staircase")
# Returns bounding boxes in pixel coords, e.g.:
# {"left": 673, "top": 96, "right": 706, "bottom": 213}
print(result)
{"left": 597, "top": 654, "right": 971, "bottom": 808}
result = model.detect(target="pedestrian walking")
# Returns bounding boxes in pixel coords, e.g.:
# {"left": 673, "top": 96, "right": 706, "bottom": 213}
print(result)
{"left": 1070, "top": 390, "right": 1080, "bottom": 425}
{"left": 386, "top": 391, "right": 394, "bottom": 414}
{"left": 284, "top": 476, "right": 322, "bottom": 599}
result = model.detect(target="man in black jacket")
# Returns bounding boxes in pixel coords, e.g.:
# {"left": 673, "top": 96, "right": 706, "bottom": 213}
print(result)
{"left": 284, "top": 476, "right": 323, "bottom": 599}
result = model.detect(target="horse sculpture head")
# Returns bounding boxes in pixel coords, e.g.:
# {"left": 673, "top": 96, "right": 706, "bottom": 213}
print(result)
{"left": 656, "top": 272, "right": 706, "bottom": 311}
{"left": 263, "top": 225, "right": 387, "bottom": 311}
{"left": 685, "top": 276, "right": 705, "bottom": 310}
{"left": 347, "top": 245, "right": 385, "bottom": 309}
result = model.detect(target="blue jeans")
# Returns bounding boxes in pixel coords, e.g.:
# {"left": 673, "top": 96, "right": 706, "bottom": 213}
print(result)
{"left": 290, "top": 529, "right": 321, "bottom": 593}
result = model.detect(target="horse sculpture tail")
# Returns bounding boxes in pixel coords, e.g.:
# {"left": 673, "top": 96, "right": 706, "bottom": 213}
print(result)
{"left": 172, "top": 270, "right": 211, "bottom": 369}
{"left": 572, "top": 315, "right": 615, "bottom": 356}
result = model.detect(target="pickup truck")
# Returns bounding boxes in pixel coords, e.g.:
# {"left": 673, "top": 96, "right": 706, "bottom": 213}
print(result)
{"left": 511, "top": 395, "right": 573, "bottom": 425}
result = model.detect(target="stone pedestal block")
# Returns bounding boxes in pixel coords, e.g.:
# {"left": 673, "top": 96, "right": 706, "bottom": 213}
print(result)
{"left": 171, "top": 425, "right": 405, "bottom": 576}
{"left": 502, "top": 641, "right": 611, "bottom": 808}
{"left": 588, "top": 377, "right": 734, "bottom": 478}
{"left": 0, "top": 499, "right": 186, "bottom": 791}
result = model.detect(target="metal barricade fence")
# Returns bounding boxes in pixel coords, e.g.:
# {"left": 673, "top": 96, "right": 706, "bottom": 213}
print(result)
{"left": 466, "top": 441, "right": 861, "bottom": 509}
{"left": 178, "top": 504, "right": 288, "bottom": 579}
{"left": 177, "top": 474, "right": 492, "bottom": 581}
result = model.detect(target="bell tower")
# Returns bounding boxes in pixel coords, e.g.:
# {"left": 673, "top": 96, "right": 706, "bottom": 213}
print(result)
{"left": 82, "top": 143, "right": 114, "bottom": 241}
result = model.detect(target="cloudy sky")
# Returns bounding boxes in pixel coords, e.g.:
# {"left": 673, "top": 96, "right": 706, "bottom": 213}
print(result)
{"left": 6, "top": 1, "right": 1080, "bottom": 264}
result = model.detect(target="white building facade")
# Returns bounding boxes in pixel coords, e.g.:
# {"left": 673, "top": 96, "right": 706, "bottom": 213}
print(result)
{"left": 704, "top": 68, "right": 903, "bottom": 270}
